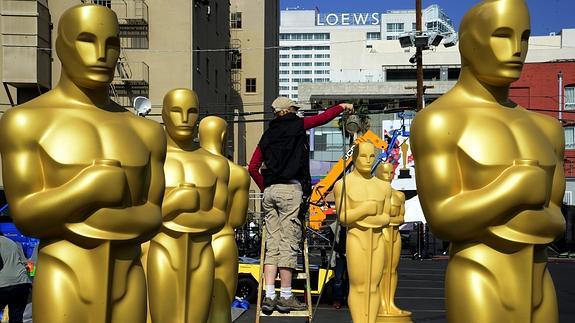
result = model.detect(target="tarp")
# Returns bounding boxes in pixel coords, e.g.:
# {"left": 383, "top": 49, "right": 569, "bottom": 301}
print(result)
{"left": 404, "top": 195, "right": 427, "bottom": 224}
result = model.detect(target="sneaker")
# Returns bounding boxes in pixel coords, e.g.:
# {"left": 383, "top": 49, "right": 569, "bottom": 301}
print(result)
{"left": 276, "top": 295, "right": 307, "bottom": 313}
{"left": 261, "top": 296, "right": 276, "bottom": 315}
{"left": 332, "top": 300, "right": 342, "bottom": 309}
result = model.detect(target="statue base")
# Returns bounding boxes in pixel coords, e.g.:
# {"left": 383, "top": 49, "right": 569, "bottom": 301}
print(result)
{"left": 398, "top": 169, "right": 411, "bottom": 179}
{"left": 376, "top": 312, "right": 412, "bottom": 323}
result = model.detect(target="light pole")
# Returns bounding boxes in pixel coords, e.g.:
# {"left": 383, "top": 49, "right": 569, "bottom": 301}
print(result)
{"left": 416, "top": 0, "right": 423, "bottom": 111}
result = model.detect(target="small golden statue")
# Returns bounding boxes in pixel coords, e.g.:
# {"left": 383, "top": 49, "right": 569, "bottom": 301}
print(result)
{"left": 0, "top": 5, "right": 166, "bottom": 322}
{"left": 334, "top": 142, "right": 392, "bottom": 323}
{"left": 375, "top": 163, "right": 412, "bottom": 323}
{"left": 147, "top": 89, "right": 229, "bottom": 323}
{"left": 411, "top": 1, "right": 565, "bottom": 322}
{"left": 200, "top": 116, "right": 250, "bottom": 323}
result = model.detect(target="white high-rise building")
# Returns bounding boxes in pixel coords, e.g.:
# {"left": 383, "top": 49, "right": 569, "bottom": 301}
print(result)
{"left": 279, "top": 5, "right": 454, "bottom": 101}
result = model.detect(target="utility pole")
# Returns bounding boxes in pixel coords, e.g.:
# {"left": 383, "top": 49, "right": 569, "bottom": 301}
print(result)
{"left": 416, "top": 0, "right": 424, "bottom": 111}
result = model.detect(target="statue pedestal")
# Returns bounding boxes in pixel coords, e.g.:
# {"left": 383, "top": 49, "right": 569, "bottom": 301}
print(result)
{"left": 376, "top": 312, "right": 413, "bottom": 323}
{"left": 398, "top": 168, "right": 411, "bottom": 179}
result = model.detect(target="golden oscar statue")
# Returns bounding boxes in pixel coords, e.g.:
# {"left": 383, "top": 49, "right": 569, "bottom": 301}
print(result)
{"left": 334, "top": 142, "right": 392, "bottom": 323}
{"left": 375, "top": 163, "right": 412, "bottom": 323}
{"left": 410, "top": 1, "right": 565, "bottom": 322}
{"left": 200, "top": 116, "right": 250, "bottom": 323}
{"left": 0, "top": 5, "right": 166, "bottom": 323}
{"left": 147, "top": 89, "right": 229, "bottom": 323}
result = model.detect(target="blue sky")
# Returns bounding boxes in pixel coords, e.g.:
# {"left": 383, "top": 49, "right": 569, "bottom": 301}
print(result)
{"left": 280, "top": 0, "right": 575, "bottom": 36}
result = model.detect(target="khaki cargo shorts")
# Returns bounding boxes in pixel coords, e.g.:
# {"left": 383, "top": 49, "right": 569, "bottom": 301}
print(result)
{"left": 262, "top": 183, "right": 303, "bottom": 269}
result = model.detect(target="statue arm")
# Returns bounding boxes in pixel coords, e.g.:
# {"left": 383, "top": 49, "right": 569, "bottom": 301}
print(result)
{"left": 412, "top": 115, "right": 546, "bottom": 241}
{"left": 161, "top": 186, "right": 199, "bottom": 221}
{"left": 0, "top": 112, "right": 119, "bottom": 237}
{"left": 333, "top": 179, "right": 376, "bottom": 225}
{"left": 547, "top": 120, "right": 566, "bottom": 215}
{"left": 229, "top": 168, "right": 251, "bottom": 229}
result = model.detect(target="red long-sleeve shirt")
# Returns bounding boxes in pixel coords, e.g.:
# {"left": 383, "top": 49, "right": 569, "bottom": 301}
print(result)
{"left": 248, "top": 104, "right": 344, "bottom": 191}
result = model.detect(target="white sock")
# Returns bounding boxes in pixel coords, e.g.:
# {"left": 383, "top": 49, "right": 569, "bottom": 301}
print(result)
{"left": 265, "top": 284, "right": 276, "bottom": 299}
{"left": 280, "top": 287, "right": 292, "bottom": 299}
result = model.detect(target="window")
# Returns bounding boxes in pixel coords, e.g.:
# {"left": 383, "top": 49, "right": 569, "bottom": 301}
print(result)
{"left": 206, "top": 58, "right": 210, "bottom": 81}
{"left": 245, "top": 78, "right": 256, "bottom": 93}
{"left": 412, "top": 23, "right": 417, "bottom": 31}
{"left": 387, "top": 36, "right": 398, "bottom": 40}
{"left": 315, "top": 54, "right": 330, "bottom": 59}
{"left": 387, "top": 23, "right": 404, "bottom": 33}
{"left": 315, "top": 70, "right": 330, "bottom": 75}
{"left": 196, "top": 46, "right": 201, "bottom": 73}
{"left": 215, "top": 69, "right": 218, "bottom": 88}
{"left": 290, "top": 46, "right": 314, "bottom": 51}
{"left": 565, "top": 86, "right": 575, "bottom": 110}
{"left": 94, "top": 0, "right": 111, "bottom": 8}
{"left": 367, "top": 32, "right": 381, "bottom": 40}
{"left": 280, "top": 86, "right": 290, "bottom": 91}
{"left": 279, "top": 70, "right": 290, "bottom": 75}
{"left": 231, "top": 12, "right": 242, "bottom": 29}
{"left": 292, "top": 78, "right": 312, "bottom": 83}
{"left": 279, "top": 78, "right": 289, "bottom": 83}
{"left": 293, "top": 70, "right": 312, "bottom": 75}
{"left": 292, "top": 54, "right": 313, "bottom": 59}
{"left": 314, "top": 62, "right": 330, "bottom": 66}
{"left": 292, "top": 86, "right": 298, "bottom": 91}
{"left": 314, "top": 78, "right": 330, "bottom": 83}
{"left": 279, "top": 33, "right": 330, "bottom": 41}
{"left": 314, "top": 46, "right": 330, "bottom": 50}
{"left": 292, "top": 62, "right": 312, "bottom": 67}
{"left": 231, "top": 51, "right": 241, "bottom": 69}
{"left": 280, "top": 54, "right": 290, "bottom": 59}
{"left": 565, "top": 127, "right": 575, "bottom": 149}
{"left": 280, "top": 62, "right": 290, "bottom": 67}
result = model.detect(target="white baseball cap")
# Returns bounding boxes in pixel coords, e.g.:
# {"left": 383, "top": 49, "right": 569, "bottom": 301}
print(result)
{"left": 271, "top": 96, "right": 301, "bottom": 112}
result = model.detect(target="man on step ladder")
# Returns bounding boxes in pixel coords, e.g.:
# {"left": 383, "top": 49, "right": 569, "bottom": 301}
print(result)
{"left": 249, "top": 97, "right": 353, "bottom": 314}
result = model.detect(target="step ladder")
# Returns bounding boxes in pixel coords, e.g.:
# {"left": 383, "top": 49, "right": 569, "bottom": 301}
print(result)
{"left": 255, "top": 220, "right": 313, "bottom": 323}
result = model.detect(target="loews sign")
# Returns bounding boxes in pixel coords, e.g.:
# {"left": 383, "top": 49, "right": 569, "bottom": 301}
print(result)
{"left": 316, "top": 13, "right": 382, "bottom": 26}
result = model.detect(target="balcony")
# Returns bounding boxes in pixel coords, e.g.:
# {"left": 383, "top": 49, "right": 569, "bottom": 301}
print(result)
{"left": 84, "top": 0, "right": 148, "bottom": 25}
{"left": 84, "top": 0, "right": 149, "bottom": 49}
{"left": 113, "top": 61, "right": 149, "bottom": 86}
{"left": 111, "top": 61, "right": 149, "bottom": 107}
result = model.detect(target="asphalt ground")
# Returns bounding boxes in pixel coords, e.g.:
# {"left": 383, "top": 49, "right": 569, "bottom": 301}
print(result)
{"left": 235, "top": 258, "right": 575, "bottom": 323}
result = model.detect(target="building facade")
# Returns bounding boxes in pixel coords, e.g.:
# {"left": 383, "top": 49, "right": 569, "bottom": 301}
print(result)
{"left": 0, "top": 0, "right": 235, "bottom": 188}
{"left": 229, "top": 0, "right": 279, "bottom": 166}
{"left": 279, "top": 5, "right": 455, "bottom": 101}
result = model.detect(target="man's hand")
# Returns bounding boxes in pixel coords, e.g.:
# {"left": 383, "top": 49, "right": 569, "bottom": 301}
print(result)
{"left": 340, "top": 103, "right": 354, "bottom": 113}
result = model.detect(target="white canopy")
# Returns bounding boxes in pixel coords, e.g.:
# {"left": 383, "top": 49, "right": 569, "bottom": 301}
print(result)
{"left": 404, "top": 195, "right": 427, "bottom": 224}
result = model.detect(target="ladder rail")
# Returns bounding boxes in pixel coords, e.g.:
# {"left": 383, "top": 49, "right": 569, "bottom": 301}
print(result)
{"left": 255, "top": 225, "right": 266, "bottom": 323}
{"left": 255, "top": 216, "right": 314, "bottom": 322}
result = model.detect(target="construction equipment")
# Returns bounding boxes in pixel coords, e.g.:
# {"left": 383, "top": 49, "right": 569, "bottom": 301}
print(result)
{"left": 308, "top": 130, "right": 389, "bottom": 230}
{"left": 255, "top": 221, "right": 314, "bottom": 323}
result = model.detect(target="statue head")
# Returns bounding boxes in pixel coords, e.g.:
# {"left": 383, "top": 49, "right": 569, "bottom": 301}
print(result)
{"left": 56, "top": 4, "right": 120, "bottom": 89}
{"left": 199, "top": 116, "right": 227, "bottom": 155}
{"left": 376, "top": 162, "right": 395, "bottom": 183}
{"left": 459, "top": 0, "right": 531, "bottom": 86}
{"left": 162, "top": 88, "right": 200, "bottom": 142}
{"left": 352, "top": 142, "right": 376, "bottom": 175}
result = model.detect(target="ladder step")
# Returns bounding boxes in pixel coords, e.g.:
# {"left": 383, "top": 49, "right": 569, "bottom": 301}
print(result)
{"left": 275, "top": 272, "right": 307, "bottom": 280}
{"left": 260, "top": 310, "right": 310, "bottom": 317}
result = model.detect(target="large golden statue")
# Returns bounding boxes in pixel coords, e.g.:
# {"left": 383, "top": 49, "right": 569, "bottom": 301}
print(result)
{"left": 411, "top": 1, "right": 565, "bottom": 322}
{"left": 200, "top": 116, "right": 250, "bottom": 323}
{"left": 333, "top": 142, "right": 392, "bottom": 323}
{"left": 147, "top": 89, "right": 229, "bottom": 323}
{"left": 0, "top": 4, "right": 166, "bottom": 322}
{"left": 375, "top": 163, "right": 412, "bottom": 323}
